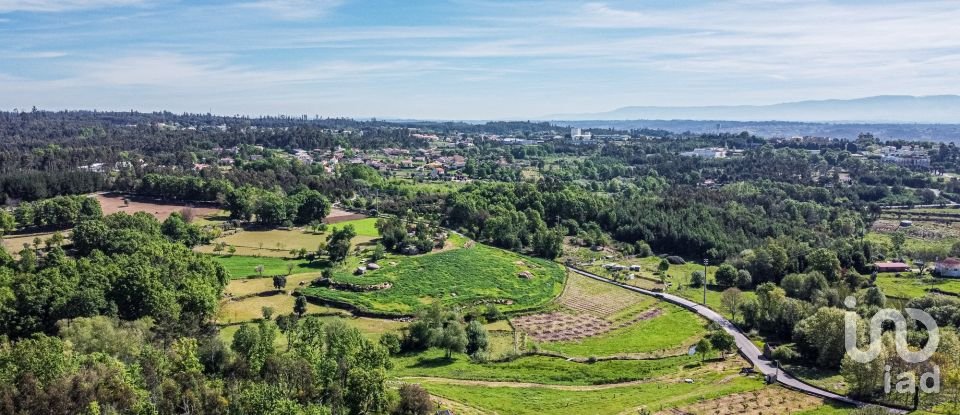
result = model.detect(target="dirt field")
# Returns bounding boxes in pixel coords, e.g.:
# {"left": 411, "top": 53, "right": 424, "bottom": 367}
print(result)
{"left": 96, "top": 193, "right": 222, "bottom": 222}
{"left": 325, "top": 207, "right": 367, "bottom": 224}
{"left": 658, "top": 386, "right": 828, "bottom": 415}
{"left": 558, "top": 272, "right": 650, "bottom": 318}
{"left": 512, "top": 308, "right": 663, "bottom": 343}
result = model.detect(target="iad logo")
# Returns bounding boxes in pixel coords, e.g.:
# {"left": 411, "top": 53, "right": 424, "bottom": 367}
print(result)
{"left": 843, "top": 296, "right": 941, "bottom": 394}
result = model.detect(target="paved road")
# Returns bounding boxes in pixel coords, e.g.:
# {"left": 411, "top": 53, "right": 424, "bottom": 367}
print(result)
{"left": 568, "top": 266, "right": 906, "bottom": 412}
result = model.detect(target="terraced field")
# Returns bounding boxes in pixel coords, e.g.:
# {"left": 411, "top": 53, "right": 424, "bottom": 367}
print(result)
{"left": 511, "top": 272, "right": 707, "bottom": 357}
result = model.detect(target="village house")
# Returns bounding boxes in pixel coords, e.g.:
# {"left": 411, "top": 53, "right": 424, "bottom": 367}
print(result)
{"left": 935, "top": 258, "right": 960, "bottom": 277}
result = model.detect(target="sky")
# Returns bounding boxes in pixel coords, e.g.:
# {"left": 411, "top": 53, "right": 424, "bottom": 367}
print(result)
{"left": 1, "top": 0, "right": 959, "bottom": 119}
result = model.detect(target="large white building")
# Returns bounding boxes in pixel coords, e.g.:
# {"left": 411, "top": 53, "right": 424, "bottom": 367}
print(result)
{"left": 680, "top": 148, "right": 727, "bottom": 159}
{"left": 571, "top": 127, "right": 592, "bottom": 140}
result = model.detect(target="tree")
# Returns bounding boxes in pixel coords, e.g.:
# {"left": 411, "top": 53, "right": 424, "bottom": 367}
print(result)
{"left": 531, "top": 228, "right": 563, "bottom": 259}
{"left": 273, "top": 275, "right": 287, "bottom": 290}
{"left": 807, "top": 248, "right": 842, "bottom": 282}
{"left": 658, "top": 258, "right": 670, "bottom": 275}
{"left": 326, "top": 224, "right": 356, "bottom": 263}
{"left": 292, "top": 190, "right": 331, "bottom": 225}
{"left": 393, "top": 384, "right": 433, "bottom": 415}
{"left": 465, "top": 320, "right": 489, "bottom": 356}
{"left": 720, "top": 288, "right": 745, "bottom": 322}
{"left": 709, "top": 330, "right": 736, "bottom": 359}
{"left": 735, "top": 269, "right": 752, "bottom": 288}
{"left": 696, "top": 337, "right": 713, "bottom": 362}
{"left": 255, "top": 264, "right": 264, "bottom": 277}
{"left": 371, "top": 243, "right": 386, "bottom": 262}
{"left": 261, "top": 306, "right": 274, "bottom": 321}
{"left": 715, "top": 264, "right": 738, "bottom": 287}
{"left": 0, "top": 210, "right": 14, "bottom": 236}
{"left": 793, "top": 307, "right": 848, "bottom": 368}
{"left": 293, "top": 295, "right": 307, "bottom": 317}
{"left": 438, "top": 322, "right": 468, "bottom": 358}
{"left": 891, "top": 231, "right": 906, "bottom": 259}
{"left": 842, "top": 344, "right": 887, "bottom": 398}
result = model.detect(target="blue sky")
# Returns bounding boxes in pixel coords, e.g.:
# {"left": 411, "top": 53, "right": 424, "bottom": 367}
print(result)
{"left": 1, "top": 0, "right": 959, "bottom": 119}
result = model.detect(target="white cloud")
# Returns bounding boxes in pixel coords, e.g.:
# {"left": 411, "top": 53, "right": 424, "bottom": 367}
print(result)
{"left": 238, "top": 0, "right": 344, "bottom": 20}
{"left": 0, "top": 0, "right": 144, "bottom": 13}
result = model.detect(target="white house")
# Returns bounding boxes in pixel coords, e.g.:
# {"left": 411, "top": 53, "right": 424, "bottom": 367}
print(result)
{"left": 936, "top": 258, "right": 960, "bottom": 278}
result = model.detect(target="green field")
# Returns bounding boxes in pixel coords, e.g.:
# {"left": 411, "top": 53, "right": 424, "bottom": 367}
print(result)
{"left": 874, "top": 273, "right": 960, "bottom": 299}
{"left": 302, "top": 243, "right": 566, "bottom": 315}
{"left": 420, "top": 371, "right": 764, "bottom": 415}
{"left": 212, "top": 255, "right": 321, "bottom": 279}
{"left": 865, "top": 231, "right": 957, "bottom": 254}
{"left": 391, "top": 349, "right": 699, "bottom": 385}
{"left": 538, "top": 305, "right": 706, "bottom": 357}
{"left": 328, "top": 217, "right": 379, "bottom": 236}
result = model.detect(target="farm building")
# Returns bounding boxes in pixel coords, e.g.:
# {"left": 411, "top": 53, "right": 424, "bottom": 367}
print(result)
{"left": 874, "top": 262, "right": 911, "bottom": 273}
{"left": 936, "top": 258, "right": 960, "bottom": 277}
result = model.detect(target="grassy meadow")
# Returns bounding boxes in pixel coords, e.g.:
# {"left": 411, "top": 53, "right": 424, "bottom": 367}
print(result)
{"left": 302, "top": 243, "right": 566, "bottom": 315}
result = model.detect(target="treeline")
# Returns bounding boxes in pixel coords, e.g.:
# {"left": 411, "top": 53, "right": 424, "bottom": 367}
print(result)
{"left": 10, "top": 195, "right": 102, "bottom": 229}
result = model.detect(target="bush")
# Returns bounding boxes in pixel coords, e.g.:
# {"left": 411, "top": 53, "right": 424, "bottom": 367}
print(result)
{"left": 770, "top": 343, "right": 800, "bottom": 362}
{"left": 715, "top": 264, "right": 738, "bottom": 287}
{"left": 690, "top": 270, "right": 706, "bottom": 287}
{"left": 379, "top": 332, "right": 402, "bottom": 355}
{"left": 393, "top": 384, "right": 432, "bottom": 415}
{"left": 635, "top": 241, "right": 653, "bottom": 257}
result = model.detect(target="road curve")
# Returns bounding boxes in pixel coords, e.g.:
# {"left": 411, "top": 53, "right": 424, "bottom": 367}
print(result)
{"left": 567, "top": 266, "right": 907, "bottom": 413}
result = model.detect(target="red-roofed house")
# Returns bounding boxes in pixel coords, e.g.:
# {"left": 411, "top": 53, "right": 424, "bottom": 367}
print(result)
{"left": 936, "top": 258, "right": 960, "bottom": 278}
{"left": 874, "top": 262, "right": 911, "bottom": 273}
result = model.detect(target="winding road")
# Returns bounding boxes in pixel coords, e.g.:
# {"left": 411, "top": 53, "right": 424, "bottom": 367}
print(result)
{"left": 567, "top": 266, "right": 907, "bottom": 413}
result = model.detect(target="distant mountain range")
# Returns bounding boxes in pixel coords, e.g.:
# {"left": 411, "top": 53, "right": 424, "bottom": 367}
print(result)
{"left": 546, "top": 95, "right": 960, "bottom": 124}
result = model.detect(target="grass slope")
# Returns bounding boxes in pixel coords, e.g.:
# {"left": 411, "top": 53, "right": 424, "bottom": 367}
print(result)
{"left": 302, "top": 244, "right": 566, "bottom": 315}
{"left": 391, "top": 349, "right": 699, "bottom": 385}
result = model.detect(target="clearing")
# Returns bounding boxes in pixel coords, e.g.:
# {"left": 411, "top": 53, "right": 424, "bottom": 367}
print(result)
{"left": 95, "top": 192, "right": 222, "bottom": 221}
{"left": 195, "top": 217, "right": 379, "bottom": 258}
